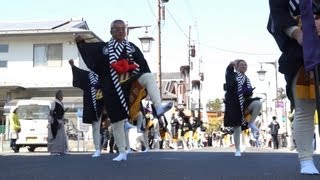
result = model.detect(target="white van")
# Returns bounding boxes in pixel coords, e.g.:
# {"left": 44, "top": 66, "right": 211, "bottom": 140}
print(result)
{"left": 9, "top": 100, "right": 51, "bottom": 152}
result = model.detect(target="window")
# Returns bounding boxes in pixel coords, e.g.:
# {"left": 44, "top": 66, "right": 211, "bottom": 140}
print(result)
{"left": 164, "top": 81, "right": 171, "bottom": 93}
{"left": 0, "top": 44, "right": 9, "bottom": 53}
{"left": 165, "top": 81, "right": 176, "bottom": 94}
{"left": 17, "top": 105, "right": 50, "bottom": 120}
{"left": 0, "top": 60, "right": 7, "bottom": 68}
{"left": 33, "top": 44, "right": 62, "bottom": 67}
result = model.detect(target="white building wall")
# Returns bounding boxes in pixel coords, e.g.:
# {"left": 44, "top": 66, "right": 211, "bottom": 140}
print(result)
{"left": 0, "top": 33, "right": 88, "bottom": 88}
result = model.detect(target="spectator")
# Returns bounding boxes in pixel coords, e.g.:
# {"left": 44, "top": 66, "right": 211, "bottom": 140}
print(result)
{"left": 9, "top": 107, "right": 20, "bottom": 153}
{"left": 48, "top": 90, "right": 68, "bottom": 156}
{"left": 268, "top": 116, "right": 280, "bottom": 149}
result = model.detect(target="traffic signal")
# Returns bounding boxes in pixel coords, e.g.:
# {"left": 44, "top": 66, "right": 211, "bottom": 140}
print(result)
{"left": 200, "top": 73, "right": 204, "bottom": 81}
{"left": 190, "top": 45, "right": 196, "bottom": 57}
{"left": 192, "top": 80, "right": 200, "bottom": 88}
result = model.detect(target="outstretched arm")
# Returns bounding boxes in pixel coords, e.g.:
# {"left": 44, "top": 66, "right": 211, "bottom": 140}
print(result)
{"left": 69, "top": 59, "right": 89, "bottom": 89}
{"left": 224, "top": 61, "right": 237, "bottom": 92}
{"left": 74, "top": 34, "right": 106, "bottom": 75}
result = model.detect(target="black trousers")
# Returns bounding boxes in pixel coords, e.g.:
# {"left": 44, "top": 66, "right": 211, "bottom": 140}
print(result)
{"left": 272, "top": 134, "right": 279, "bottom": 149}
{"left": 10, "top": 139, "right": 17, "bottom": 148}
{"left": 100, "top": 129, "right": 109, "bottom": 149}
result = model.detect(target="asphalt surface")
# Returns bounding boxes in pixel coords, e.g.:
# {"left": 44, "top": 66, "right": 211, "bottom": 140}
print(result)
{"left": 0, "top": 147, "right": 319, "bottom": 180}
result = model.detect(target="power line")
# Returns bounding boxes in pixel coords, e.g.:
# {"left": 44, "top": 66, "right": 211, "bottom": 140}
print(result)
{"left": 166, "top": 7, "right": 189, "bottom": 38}
{"left": 146, "top": 0, "right": 156, "bottom": 19}
{"left": 153, "top": 1, "right": 279, "bottom": 56}
{"left": 200, "top": 42, "right": 280, "bottom": 55}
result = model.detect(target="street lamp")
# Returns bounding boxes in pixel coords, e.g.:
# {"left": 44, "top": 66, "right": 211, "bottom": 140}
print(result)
{"left": 256, "top": 61, "right": 279, "bottom": 105}
{"left": 257, "top": 61, "right": 284, "bottom": 132}
{"left": 257, "top": 65, "right": 267, "bottom": 81}
{"left": 126, "top": 24, "right": 154, "bottom": 53}
{"left": 139, "top": 35, "right": 154, "bottom": 53}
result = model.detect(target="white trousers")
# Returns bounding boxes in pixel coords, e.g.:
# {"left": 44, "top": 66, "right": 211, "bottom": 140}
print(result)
{"left": 248, "top": 100, "right": 262, "bottom": 135}
{"left": 247, "top": 100, "right": 262, "bottom": 133}
{"left": 138, "top": 73, "right": 161, "bottom": 108}
{"left": 112, "top": 119, "right": 126, "bottom": 153}
{"left": 92, "top": 118, "right": 101, "bottom": 150}
{"left": 233, "top": 126, "right": 241, "bottom": 152}
{"left": 314, "top": 124, "right": 320, "bottom": 153}
{"left": 292, "top": 73, "right": 316, "bottom": 161}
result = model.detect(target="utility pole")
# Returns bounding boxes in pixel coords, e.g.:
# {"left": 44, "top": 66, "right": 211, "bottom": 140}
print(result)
{"left": 156, "top": 0, "right": 170, "bottom": 99}
{"left": 188, "top": 26, "right": 191, "bottom": 69}
{"left": 198, "top": 57, "right": 202, "bottom": 122}
{"left": 157, "top": 0, "right": 162, "bottom": 99}
{"left": 187, "top": 25, "right": 191, "bottom": 110}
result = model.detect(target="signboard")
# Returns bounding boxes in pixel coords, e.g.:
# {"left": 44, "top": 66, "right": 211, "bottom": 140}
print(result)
{"left": 275, "top": 101, "right": 284, "bottom": 108}
{"left": 76, "top": 109, "right": 89, "bottom": 132}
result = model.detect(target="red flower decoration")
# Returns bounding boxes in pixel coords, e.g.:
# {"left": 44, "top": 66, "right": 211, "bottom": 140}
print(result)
{"left": 111, "top": 59, "right": 138, "bottom": 74}
{"left": 111, "top": 59, "right": 129, "bottom": 74}
{"left": 128, "top": 63, "right": 138, "bottom": 71}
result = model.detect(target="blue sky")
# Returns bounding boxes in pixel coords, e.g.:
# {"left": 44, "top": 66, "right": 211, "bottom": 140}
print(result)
{"left": 0, "top": 0, "right": 284, "bottom": 101}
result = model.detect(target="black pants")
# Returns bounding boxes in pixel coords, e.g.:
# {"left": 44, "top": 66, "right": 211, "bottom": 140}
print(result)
{"left": 100, "top": 129, "right": 109, "bottom": 149}
{"left": 10, "top": 139, "right": 19, "bottom": 153}
{"left": 109, "top": 136, "right": 118, "bottom": 153}
{"left": 10, "top": 139, "right": 17, "bottom": 148}
{"left": 272, "top": 134, "right": 279, "bottom": 149}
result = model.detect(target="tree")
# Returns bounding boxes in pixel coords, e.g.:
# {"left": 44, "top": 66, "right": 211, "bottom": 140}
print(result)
{"left": 206, "top": 119, "right": 223, "bottom": 135}
{"left": 206, "top": 98, "right": 222, "bottom": 112}
{"left": 205, "top": 98, "right": 224, "bottom": 134}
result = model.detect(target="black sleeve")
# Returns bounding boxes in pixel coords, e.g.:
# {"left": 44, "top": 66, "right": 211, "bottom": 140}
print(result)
{"left": 76, "top": 42, "right": 106, "bottom": 75}
{"left": 71, "top": 65, "right": 89, "bottom": 90}
{"left": 130, "top": 42, "right": 151, "bottom": 73}
{"left": 225, "top": 64, "right": 236, "bottom": 91}
{"left": 268, "top": 0, "right": 298, "bottom": 50}
{"left": 226, "top": 64, "right": 235, "bottom": 78}
{"left": 269, "top": 0, "right": 297, "bottom": 31}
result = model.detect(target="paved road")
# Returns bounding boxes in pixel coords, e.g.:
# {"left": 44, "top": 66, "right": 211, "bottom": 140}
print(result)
{"left": 0, "top": 147, "right": 319, "bottom": 180}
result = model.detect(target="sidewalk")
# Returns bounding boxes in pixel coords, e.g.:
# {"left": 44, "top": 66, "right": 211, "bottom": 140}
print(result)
{"left": 0, "top": 139, "right": 96, "bottom": 153}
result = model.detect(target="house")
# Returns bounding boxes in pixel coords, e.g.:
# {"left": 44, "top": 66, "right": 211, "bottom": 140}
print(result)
{"left": 0, "top": 19, "right": 102, "bottom": 131}
{"left": 0, "top": 19, "right": 101, "bottom": 89}
{"left": 161, "top": 72, "right": 185, "bottom": 103}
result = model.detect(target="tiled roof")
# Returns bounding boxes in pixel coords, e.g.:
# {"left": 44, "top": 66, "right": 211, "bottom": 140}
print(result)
{"left": 0, "top": 19, "right": 102, "bottom": 42}
{"left": 0, "top": 19, "right": 87, "bottom": 31}
{"left": 162, "top": 72, "right": 183, "bottom": 80}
